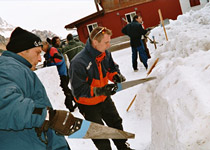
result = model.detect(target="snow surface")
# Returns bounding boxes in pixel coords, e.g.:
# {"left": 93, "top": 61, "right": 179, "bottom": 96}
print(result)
{"left": 35, "top": 3, "right": 210, "bottom": 150}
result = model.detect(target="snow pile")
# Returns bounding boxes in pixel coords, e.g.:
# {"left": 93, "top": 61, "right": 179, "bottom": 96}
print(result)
{"left": 144, "top": 3, "right": 210, "bottom": 150}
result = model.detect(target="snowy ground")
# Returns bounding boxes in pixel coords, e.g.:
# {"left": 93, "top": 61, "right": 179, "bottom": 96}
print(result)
{"left": 36, "top": 3, "right": 210, "bottom": 150}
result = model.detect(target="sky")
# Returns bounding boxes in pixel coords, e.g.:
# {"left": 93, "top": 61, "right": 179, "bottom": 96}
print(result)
{"left": 0, "top": 0, "right": 98, "bottom": 38}
{"left": 35, "top": 3, "right": 210, "bottom": 150}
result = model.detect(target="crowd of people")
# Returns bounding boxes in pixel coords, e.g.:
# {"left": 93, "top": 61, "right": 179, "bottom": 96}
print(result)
{"left": 0, "top": 14, "right": 151, "bottom": 150}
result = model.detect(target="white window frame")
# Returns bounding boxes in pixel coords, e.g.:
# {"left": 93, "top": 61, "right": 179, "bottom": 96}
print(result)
{"left": 125, "top": 11, "right": 136, "bottom": 23}
{"left": 87, "top": 22, "right": 98, "bottom": 35}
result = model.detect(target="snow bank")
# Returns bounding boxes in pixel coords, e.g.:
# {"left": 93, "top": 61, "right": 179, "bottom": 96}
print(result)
{"left": 143, "top": 3, "right": 210, "bottom": 150}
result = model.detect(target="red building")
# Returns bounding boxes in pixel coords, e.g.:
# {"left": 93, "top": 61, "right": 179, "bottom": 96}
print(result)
{"left": 65, "top": 0, "right": 182, "bottom": 43}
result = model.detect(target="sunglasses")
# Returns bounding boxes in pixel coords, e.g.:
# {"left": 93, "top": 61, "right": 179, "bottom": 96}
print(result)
{"left": 92, "top": 27, "right": 107, "bottom": 40}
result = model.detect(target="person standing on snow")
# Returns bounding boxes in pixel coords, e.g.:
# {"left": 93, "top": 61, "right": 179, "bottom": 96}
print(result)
{"left": 69, "top": 26, "right": 133, "bottom": 150}
{"left": 122, "top": 15, "right": 151, "bottom": 71}
{"left": 42, "top": 41, "right": 77, "bottom": 112}
{"left": 0, "top": 27, "right": 76, "bottom": 150}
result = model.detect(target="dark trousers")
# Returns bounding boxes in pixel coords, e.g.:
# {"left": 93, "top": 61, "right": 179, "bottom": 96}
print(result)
{"left": 131, "top": 40, "right": 148, "bottom": 70}
{"left": 77, "top": 97, "right": 127, "bottom": 150}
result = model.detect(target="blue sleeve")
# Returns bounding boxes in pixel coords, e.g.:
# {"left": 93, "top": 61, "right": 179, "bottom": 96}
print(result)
{"left": 0, "top": 68, "right": 46, "bottom": 130}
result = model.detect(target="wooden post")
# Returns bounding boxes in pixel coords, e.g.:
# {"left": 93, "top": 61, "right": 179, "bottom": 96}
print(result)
{"left": 126, "top": 94, "right": 137, "bottom": 112}
{"left": 158, "top": 9, "right": 168, "bottom": 41}
{"left": 152, "top": 36, "right": 157, "bottom": 49}
{"left": 147, "top": 58, "right": 159, "bottom": 76}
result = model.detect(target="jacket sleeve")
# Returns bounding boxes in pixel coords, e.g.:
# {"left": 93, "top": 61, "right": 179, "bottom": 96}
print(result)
{"left": 0, "top": 67, "right": 46, "bottom": 131}
{"left": 106, "top": 52, "right": 120, "bottom": 81}
{"left": 50, "top": 47, "right": 63, "bottom": 63}
{"left": 69, "top": 60, "right": 93, "bottom": 99}
{"left": 138, "top": 24, "right": 148, "bottom": 36}
{"left": 121, "top": 25, "right": 128, "bottom": 35}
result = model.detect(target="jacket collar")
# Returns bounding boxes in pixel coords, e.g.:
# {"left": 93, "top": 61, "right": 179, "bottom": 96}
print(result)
{"left": 96, "top": 52, "right": 106, "bottom": 63}
{"left": 68, "top": 39, "right": 76, "bottom": 44}
{"left": 133, "top": 20, "right": 138, "bottom": 23}
{"left": 2, "top": 51, "right": 32, "bottom": 68}
{"left": 85, "top": 38, "right": 106, "bottom": 60}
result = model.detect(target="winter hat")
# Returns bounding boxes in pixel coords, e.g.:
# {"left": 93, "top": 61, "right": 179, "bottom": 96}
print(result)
{"left": 6, "top": 27, "right": 42, "bottom": 53}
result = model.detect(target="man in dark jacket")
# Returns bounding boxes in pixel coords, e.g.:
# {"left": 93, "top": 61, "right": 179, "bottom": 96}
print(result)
{"left": 0, "top": 27, "right": 75, "bottom": 150}
{"left": 69, "top": 26, "right": 132, "bottom": 150}
{"left": 61, "top": 33, "right": 85, "bottom": 62}
{"left": 122, "top": 15, "right": 150, "bottom": 71}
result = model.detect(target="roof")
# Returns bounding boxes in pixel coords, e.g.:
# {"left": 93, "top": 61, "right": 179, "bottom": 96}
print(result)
{"left": 65, "top": 10, "right": 104, "bottom": 29}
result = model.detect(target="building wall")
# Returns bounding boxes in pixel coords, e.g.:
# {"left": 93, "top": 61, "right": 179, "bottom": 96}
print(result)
{"left": 179, "top": 0, "right": 209, "bottom": 13}
{"left": 101, "top": 0, "right": 153, "bottom": 12}
{"left": 77, "top": 0, "right": 182, "bottom": 43}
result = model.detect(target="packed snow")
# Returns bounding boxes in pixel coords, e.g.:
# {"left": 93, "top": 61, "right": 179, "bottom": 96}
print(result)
{"left": 35, "top": 3, "right": 210, "bottom": 150}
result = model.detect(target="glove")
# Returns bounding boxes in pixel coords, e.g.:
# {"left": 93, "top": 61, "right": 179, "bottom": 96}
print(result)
{"left": 93, "top": 84, "right": 118, "bottom": 96}
{"left": 36, "top": 109, "right": 76, "bottom": 137}
{"left": 65, "top": 93, "right": 77, "bottom": 112}
{"left": 43, "top": 54, "right": 51, "bottom": 67}
{"left": 113, "top": 73, "right": 126, "bottom": 83}
{"left": 48, "top": 109, "right": 76, "bottom": 135}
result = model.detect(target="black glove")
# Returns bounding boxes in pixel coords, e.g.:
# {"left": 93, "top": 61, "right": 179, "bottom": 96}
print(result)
{"left": 93, "top": 84, "right": 118, "bottom": 96}
{"left": 113, "top": 74, "right": 126, "bottom": 83}
{"left": 43, "top": 54, "right": 50, "bottom": 67}
{"left": 36, "top": 109, "right": 76, "bottom": 137}
{"left": 65, "top": 93, "right": 77, "bottom": 112}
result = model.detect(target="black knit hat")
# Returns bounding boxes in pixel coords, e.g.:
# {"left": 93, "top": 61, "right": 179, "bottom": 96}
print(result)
{"left": 6, "top": 27, "right": 42, "bottom": 53}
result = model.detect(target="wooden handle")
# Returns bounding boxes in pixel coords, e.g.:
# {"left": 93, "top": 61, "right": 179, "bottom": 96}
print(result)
{"left": 147, "top": 58, "right": 159, "bottom": 76}
{"left": 158, "top": 9, "right": 168, "bottom": 41}
{"left": 126, "top": 94, "right": 137, "bottom": 112}
{"left": 152, "top": 36, "right": 157, "bottom": 49}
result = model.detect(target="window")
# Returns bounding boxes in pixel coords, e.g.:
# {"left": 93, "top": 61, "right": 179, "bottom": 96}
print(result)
{"left": 189, "top": 0, "right": 200, "bottom": 7}
{"left": 87, "top": 23, "right": 98, "bottom": 35}
{"left": 125, "top": 11, "right": 136, "bottom": 23}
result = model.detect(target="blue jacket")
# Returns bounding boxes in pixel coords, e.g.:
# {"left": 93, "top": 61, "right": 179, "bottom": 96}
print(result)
{"left": 69, "top": 39, "right": 120, "bottom": 105}
{"left": 0, "top": 51, "right": 69, "bottom": 150}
